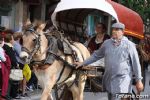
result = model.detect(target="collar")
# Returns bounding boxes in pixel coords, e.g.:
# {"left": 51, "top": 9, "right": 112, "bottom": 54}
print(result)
{"left": 5, "top": 43, "right": 13, "bottom": 47}
{"left": 111, "top": 36, "right": 128, "bottom": 46}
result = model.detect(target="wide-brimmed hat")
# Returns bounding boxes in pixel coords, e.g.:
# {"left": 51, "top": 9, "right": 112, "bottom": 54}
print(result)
{"left": 112, "top": 22, "right": 125, "bottom": 30}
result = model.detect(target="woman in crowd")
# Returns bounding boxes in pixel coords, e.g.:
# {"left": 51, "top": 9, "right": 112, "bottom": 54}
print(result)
{"left": 13, "top": 32, "right": 29, "bottom": 97}
{"left": 88, "top": 23, "right": 110, "bottom": 53}
{"left": 3, "top": 30, "right": 19, "bottom": 99}
{"left": 0, "top": 34, "right": 11, "bottom": 100}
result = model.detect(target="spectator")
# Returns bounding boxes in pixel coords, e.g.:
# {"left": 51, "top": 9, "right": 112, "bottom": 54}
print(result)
{"left": 13, "top": 32, "right": 28, "bottom": 97}
{"left": 88, "top": 23, "right": 110, "bottom": 53}
{"left": 3, "top": 30, "right": 18, "bottom": 67}
{"left": 3, "top": 30, "right": 19, "bottom": 99}
{"left": 138, "top": 32, "right": 150, "bottom": 69}
{"left": 0, "top": 35, "right": 11, "bottom": 100}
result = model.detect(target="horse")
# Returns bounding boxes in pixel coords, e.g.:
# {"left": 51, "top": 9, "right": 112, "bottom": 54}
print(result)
{"left": 20, "top": 20, "right": 90, "bottom": 100}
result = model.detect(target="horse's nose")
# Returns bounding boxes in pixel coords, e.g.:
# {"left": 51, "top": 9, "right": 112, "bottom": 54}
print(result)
{"left": 20, "top": 51, "right": 29, "bottom": 59}
{"left": 22, "top": 55, "right": 28, "bottom": 59}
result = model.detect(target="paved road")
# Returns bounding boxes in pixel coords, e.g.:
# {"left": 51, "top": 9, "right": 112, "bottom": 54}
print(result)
{"left": 14, "top": 65, "right": 150, "bottom": 100}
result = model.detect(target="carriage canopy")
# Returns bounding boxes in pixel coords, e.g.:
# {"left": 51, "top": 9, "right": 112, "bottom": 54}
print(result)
{"left": 108, "top": 0, "right": 144, "bottom": 39}
{"left": 51, "top": 0, "right": 144, "bottom": 39}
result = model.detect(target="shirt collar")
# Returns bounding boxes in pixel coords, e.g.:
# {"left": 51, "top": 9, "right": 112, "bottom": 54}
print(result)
{"left": 5, "top": 43, "right": 13, "bottom": 47}
{"left": 111, "top": 36, "right": 128, "bottom": 46}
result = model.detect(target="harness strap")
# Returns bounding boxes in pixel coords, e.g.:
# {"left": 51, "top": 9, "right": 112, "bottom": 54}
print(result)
{"left": 62, "top": 39, "right": 78, "bottom": 61}
{"left": 48, "top": 51, "right": 76, "bottom": 69}
{"left": 48, "top": 50, "right": 77, "bottom": 88}
{"left": 56, "top": 64, "right": 66, "bottom": 83}
{"left": 72, "top": 43, "right": 85, "bottom": 61}
{"left": 55, "top": 69, "right": 74, "bottom": 90}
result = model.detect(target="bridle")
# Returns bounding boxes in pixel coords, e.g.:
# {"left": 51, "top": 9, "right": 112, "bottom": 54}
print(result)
{"left": 22, "top": 26, "right": 41, "bottom": 63}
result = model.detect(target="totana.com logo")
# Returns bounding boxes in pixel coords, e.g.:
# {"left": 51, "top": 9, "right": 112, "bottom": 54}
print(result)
{"left": 115, "top": 93, "right": 149, "bottom": 99}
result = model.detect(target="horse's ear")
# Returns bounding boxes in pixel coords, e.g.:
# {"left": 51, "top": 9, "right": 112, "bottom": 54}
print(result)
{"left": 33, "top": 20, "right": 45, "bottom": 32}
{"left": 22, "top": 18, "right": 32, "bottom": 31}
{"left": 32, "top": 19, "right": 38, "bottom": 27}
{"left": 24, "top": 18, "right": 31, "bottom": 26}
{"left": 39, "top": 23, "right": 46, "bottom": 31}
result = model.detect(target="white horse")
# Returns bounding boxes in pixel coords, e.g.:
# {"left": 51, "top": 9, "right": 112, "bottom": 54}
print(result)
{"left": 20, "top": 21, "right": 90, "bottom": 100}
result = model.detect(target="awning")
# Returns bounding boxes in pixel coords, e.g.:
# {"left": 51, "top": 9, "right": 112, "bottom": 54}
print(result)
{"left": 51, "top": 0, "right": 118, "bottom": 27}
{"left": 51, "top": 0, "right": 144, "bottom": 39}
{"left": 107, "top": 0, "right": 144, "bottom": 39}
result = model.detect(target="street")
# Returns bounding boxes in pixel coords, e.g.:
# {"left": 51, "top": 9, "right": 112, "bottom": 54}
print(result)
{"left": 0, "top": 0, "right": 149, "bottom": 100}
{"left": 15, "top": 65, "right": 150, "bottom": 100}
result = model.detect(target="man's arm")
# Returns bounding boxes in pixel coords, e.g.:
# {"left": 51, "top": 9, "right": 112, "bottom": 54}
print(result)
{"left": 129, "top": 43, "right": 143, "bottom": 92}
{"left": 79, "top": 42, "right": 106, "bottom": 67}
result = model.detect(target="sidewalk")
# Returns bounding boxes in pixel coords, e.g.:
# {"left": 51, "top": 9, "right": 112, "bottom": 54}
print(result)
{"left": 12, "top": 89, "right": 42, "bottom": 100}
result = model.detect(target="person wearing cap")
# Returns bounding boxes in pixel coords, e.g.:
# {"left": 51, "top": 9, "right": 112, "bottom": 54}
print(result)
{"left": 75, "top": 22, "right": 143, "bottom": 100}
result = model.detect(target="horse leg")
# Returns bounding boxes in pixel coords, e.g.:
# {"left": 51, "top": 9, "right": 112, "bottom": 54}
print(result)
{"left": 69, "top": 84, "right": 80, "bottom": 100}
{"left": 78, "top": 74, "right": 87, "bottom": 100}
{"left": 47, "top": 94, "right": 53, "bottom": 100}
{"left": 68, "top": 74, "right": 87, "bottom": 100}
{"left": 41, "top": 74, "right": 56, "bottom": 100}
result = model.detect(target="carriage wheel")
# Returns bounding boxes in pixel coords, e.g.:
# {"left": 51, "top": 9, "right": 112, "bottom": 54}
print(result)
{"left": 86, "top": 77, "right": 103, "bottom": 92}
{"left": 85, "top": 67, "right": 104, "bottom": 92}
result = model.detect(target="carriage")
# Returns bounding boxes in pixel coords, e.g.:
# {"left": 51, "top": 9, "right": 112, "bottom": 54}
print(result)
{"left": 50, "top": 0, "right": 145, "bottom": 98}
{"left": 20, "top": 0, "right": 145, "bottom": 100}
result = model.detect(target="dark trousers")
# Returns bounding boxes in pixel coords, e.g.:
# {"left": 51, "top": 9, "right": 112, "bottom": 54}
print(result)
{"left": 27, "top": 72, "right": 38, "bottom": 87}
{"left": 143, "top": 61, "right": 149, "bottom": 70}
{"left": 7, "top": 80, "right": 19, "bottom": 98}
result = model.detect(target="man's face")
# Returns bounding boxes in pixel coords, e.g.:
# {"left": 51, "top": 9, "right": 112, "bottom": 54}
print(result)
{"left": 111, "top": 28, "right": 124, "bottom": 39}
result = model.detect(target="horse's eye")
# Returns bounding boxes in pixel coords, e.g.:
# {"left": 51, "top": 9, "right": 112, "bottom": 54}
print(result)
{"left": 33, "top": 39, "right": 36, "bottom": 42}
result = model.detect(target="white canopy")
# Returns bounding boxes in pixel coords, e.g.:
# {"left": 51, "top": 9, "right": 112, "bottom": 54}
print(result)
{"left": 51, "top": 0, "right": 118, "bottom": 27}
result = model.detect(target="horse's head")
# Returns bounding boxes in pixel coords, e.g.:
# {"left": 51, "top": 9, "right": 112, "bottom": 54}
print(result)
{"left": 20, "top": 20, "right": 48, "bottom": 63}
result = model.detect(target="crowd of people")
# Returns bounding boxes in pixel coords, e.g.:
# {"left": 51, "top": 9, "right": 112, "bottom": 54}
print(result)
{"left": 0, "top": 28, "right": 38, "bottom": 100}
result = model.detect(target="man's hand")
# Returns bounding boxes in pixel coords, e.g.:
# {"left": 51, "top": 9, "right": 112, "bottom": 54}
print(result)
{"left": 74, "top": 61, "right": 83, "bottom": 69}
{"left": 136, "top": 80, "right": 144, "bottom": 92}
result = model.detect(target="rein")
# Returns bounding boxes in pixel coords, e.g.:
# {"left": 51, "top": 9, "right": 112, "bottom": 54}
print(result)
{"left": 48, "top": 51, "right": 76, "bottom": 69}
{"left": 22, "top": 29, "right": 41, "bottom": 63}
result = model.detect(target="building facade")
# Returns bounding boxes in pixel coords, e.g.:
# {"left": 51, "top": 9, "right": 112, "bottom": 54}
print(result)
{"left": 0, "top": 0, "right": 59, "bottom": 30}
